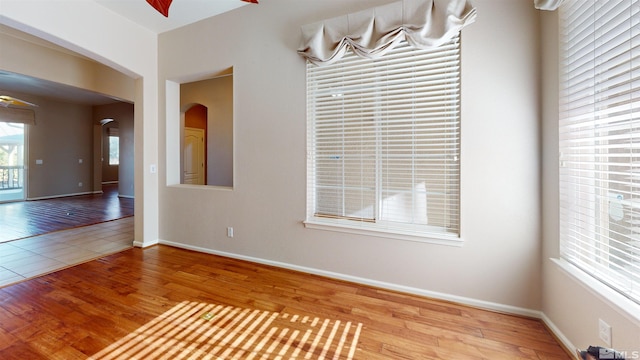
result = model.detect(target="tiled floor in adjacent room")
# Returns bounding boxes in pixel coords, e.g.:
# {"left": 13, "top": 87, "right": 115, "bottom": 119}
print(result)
{"left": 0, "top": 216, "right": 133, "bottom": 288}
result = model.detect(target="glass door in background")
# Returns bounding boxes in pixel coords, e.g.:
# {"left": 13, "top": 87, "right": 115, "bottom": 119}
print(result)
{"left": 0, "top": 122, "right": 25, "bottom": 202}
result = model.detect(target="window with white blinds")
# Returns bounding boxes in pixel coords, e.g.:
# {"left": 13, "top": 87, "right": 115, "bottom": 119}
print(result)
{"left": 305, "top": 37, "right": 461, "bottom": 243}
{"left": 559, "top": 0, "right": 640, "bottom": 304}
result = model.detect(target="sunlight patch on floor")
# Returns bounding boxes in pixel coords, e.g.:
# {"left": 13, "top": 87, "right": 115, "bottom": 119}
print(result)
{"left": 89, "top": 300, "right": 363, "bottom": 360}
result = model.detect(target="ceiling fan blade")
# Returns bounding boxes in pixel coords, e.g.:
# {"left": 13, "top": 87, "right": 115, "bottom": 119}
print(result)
{"left": 0, "top": 95, "right": 38, "bottom": 107}
{"left": 146, "top": 0, "right": 172, "bottom": 17}
{"left": 146, "top": 0, "right": 256, "bottom": 17}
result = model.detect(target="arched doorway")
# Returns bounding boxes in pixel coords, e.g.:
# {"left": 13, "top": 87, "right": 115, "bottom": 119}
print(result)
{"left": 182, "top": 104, "right": 207, "bottom": 185}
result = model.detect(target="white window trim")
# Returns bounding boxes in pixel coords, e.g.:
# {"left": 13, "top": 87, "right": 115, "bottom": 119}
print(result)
{"left": 304, "top": 39, "right": 462, "bottom": 246}
{"left": 304, "top": 217, "right": 462, "bottom": 246}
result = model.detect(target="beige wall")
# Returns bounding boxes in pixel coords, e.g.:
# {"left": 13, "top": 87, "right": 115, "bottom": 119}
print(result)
{"left": 0, "top": 25, "right": 135, "bottom": 104}
{"left": 16, "top": 91, "right": 94, "bottom": 199}
{"left": 0, "top": 88, "right": 135, "bottom": 200}
{"left": 158, "top": 0, "right": 543, "bottom": 313}
{"left": 93, "top": 102, "right": 135, "bottom": 198}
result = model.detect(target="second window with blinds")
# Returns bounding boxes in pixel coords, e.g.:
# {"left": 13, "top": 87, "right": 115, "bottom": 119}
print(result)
{"left": 304, "top": 37, "right": 461, "bottom": 244}
{"left": 559, "top": 0, "right": 640, "bottom": 305}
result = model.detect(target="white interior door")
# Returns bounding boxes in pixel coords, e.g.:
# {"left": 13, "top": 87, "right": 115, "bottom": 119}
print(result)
{"left": 183, "top": 127, "right": 205, "bottom": 185}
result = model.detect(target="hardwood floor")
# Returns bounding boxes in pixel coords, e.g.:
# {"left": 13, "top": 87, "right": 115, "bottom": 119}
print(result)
{"left": 0, "top": 184, "right": 134, "bottom": 243}
{"left": 0, "top": 245, "right": 572, "bottom": 359}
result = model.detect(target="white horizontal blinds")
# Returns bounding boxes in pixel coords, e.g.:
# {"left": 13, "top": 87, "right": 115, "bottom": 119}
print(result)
{"left": 307, "top": 37, "right": 460, "bottom": 235}
{"left": 308, "top": 52, "right": 376, "bottom": 221}
{"left": 377, "top": 40, "right": 460, "bottom": 232}
{"left": 559, "top": 0, "right": 640, "bottom": 303}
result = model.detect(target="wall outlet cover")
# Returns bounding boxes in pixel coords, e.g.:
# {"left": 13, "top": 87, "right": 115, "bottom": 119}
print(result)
{"left": 598, "top": 319, "right": 612, "bottom": 347}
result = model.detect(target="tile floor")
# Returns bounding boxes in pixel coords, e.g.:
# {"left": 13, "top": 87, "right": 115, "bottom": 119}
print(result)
{"left": 0, "top": 216, "right": 133, "bottom": 288}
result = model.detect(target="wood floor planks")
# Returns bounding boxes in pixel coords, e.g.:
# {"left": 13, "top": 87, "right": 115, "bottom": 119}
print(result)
{"left": 0, "top": 184, "right": 133, "bottom": 243}
{"left": 0, "top": 245, "right": 572, "bottom": 359}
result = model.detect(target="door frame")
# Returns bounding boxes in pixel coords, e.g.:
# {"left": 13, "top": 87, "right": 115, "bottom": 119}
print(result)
{"left": 0, "top": 121, "right": 27, "bottom": 203}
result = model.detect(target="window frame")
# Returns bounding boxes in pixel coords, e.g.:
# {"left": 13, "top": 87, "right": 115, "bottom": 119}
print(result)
{"left": 304, "top": 38, "right": 462, "bottom": 246}
{"left": 558, "top": 0, "right": 640, "bottom": 305}
{"left": 108, "top": 134, "right": 120, "bottom": 166}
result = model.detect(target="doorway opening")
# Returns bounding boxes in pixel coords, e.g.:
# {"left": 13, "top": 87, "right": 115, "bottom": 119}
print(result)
{"left": 182, "top": 104, "right": 207, "bottom": 185}
{"left": 0, "top": 121, "right": 25, "bottom": 202}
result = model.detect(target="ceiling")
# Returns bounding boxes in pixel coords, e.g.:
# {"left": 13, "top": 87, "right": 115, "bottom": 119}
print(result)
{"left": 94, "top": 0, "right": 249, "bottom": 34}
{"left": 0, "top": 0, "right": 249, "bottom": 107}
{"left": 0, "top": 70, "right": 123, "bottom": 106}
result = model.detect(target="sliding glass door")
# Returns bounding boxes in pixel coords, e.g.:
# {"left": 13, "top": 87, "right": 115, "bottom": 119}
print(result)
{"left": 0, "top": 122, "right": 25, "bottom": 202}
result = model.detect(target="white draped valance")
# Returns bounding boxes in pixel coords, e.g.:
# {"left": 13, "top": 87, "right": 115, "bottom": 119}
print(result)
{"left": 534, "top": 0, "right": 565, "bottom": 11}
{"left": 297, "top": 0, "right": 477, "bottom": 66}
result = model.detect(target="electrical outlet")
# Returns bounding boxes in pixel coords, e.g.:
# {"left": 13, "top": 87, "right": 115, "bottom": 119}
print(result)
{"left": 78, "top": 182, "right": 83, "bottom": 187}
{"left": 598, "top": 319, "right": 612, "bottom": 347}
{"left": 227, "top": 227, "right": 234, "bottom": 238}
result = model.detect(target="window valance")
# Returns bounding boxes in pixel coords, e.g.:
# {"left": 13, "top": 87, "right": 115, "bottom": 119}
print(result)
{"left": 534, "top": 0, "right": 565, "bottom": 11}
{"left": 0, "top": 107, "right": 35, "bottom": 126}
{"left": 297, "top": 0, "right": 476, "bottom": 66}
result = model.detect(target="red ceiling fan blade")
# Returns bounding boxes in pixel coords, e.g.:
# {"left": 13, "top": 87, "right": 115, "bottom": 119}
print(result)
{"left": 146, "top": 0, "right": 172, "bottom": 17}
{"left": 147, "top": 0, "right": 256, "bottom": 18}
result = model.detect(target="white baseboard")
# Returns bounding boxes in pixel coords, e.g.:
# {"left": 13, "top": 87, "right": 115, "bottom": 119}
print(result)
{"left": 541, "top": 312, "right": 578, "bottom": 358}
{"left": 134, "top": 238, "right": 159, "bottom": 248}
{"left": 158, "top": 239, "right": 542, "bottom": 319}
{"left": 27, "top": 191, "right": 93, "bottom": 201}
{"left": 102, "top": 181, "right": 119, "bottom": 185}
{"left": 118, "top": 194, "right": 134, "bottom": 199}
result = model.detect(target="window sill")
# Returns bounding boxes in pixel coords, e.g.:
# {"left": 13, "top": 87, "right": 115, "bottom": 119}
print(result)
{"left": 168, "top": 184, "right": 233, "bottom": 191}
{"left": 551, "top": 258, "right": 640, "bottom": 324}
{"left": 304, "top": 218, "right": 463, "bottom": 247}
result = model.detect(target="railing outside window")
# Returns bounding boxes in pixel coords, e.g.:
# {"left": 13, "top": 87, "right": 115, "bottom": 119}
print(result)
{"left": 0, "top": 165, "right": 23, "bottom": 190}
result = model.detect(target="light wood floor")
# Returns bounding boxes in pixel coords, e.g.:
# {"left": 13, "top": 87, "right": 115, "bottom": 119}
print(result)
{"left": 0, "top": 244, "right": 572, "bottom": 359}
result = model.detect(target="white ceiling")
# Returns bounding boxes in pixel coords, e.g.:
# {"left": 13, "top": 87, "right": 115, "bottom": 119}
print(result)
{"left": 94, "top": 0, "right": 249, "bottom": 34}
